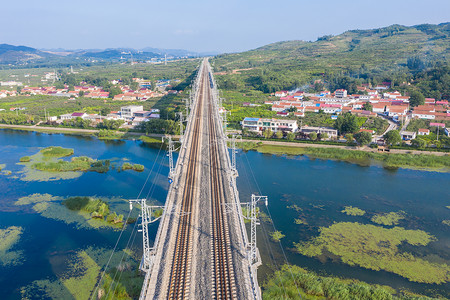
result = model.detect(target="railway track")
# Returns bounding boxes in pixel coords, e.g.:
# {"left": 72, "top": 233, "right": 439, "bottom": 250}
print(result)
{"left": 207, "top": 71, "right": 237, "bottom": 299}
{"left": 166, "top": 62, "right": 237, "bottom": 299}
{"left": 167, "top": 66, "right": 205, "bottom": 299}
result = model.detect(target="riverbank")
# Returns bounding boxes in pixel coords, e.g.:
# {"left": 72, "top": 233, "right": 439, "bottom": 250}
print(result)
{"left": 0, "top": 124, "right": 169, "bottom": 142}
{"left": 240, "top": 141, "right": 450, "bottom": 172}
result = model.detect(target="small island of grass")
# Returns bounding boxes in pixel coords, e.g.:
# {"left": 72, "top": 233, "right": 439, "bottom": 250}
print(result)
{"left": 19, "top": 156, "right": 31, "bottom": 162}
{"left": 41, "top": 146, "right": 74, "bottom": 157}
{"left": 341, "top": 206, "right": 366, "bottom": 216}
{"left": 63, "top": 197, "right": 125, "bottom": 226}
{"left": 371, "top": 211, "right": 406, "bottom": 226}
{"left": 121, "top": 162, "right": 144, "bottom": 172}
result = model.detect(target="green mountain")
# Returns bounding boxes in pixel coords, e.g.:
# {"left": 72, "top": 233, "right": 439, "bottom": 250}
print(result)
{"left": 213, "top": 23, "right": 450, "bottom": 73}
{"left": 0, "top": 44, "right": 55, "bottom": 64}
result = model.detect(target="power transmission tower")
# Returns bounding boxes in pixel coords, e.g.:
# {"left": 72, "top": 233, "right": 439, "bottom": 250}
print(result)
{"left": 128, "top": 199, "right": 165, "bottom": 272}
{"left": 178, "top": 112, "right": 184, "bottom": 142}
{"left": 162, "top": 135, "right": 175, "bottom": 179}
{"left": 230, "top": 134, "right": 242, "bottom": 176}
{"left": 242, "top": 194, "right": 268, "bottom": 266}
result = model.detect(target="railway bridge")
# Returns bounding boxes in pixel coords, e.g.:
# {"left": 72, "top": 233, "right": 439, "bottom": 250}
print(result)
{"left": 135, "top": 58, "right": 264, "bottom": 299}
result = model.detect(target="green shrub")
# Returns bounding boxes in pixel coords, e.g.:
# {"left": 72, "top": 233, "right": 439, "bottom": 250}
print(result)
{"left": 19, "top": 156, "right": 31, "bottom": 162}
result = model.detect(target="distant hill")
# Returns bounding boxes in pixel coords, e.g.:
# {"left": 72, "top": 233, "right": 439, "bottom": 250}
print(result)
{"left": 213, "top": 23, "right": 450, "bottom": 72}
{"left": 73, "top": 49, "right": 163, "bottom": 61}
{"left": 0, "top": 44, "right": 205, "bottom": 67}
{"left": 0, "top": 44, "right": 54, "bottom": 64}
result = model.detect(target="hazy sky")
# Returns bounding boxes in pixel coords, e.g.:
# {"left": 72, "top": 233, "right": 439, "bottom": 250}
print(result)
{"left": 1, "top": 0, "right": 449, "bottom": 53}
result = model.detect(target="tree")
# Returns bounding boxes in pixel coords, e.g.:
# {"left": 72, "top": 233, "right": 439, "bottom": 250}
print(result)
{"left": 79, "top": 91, "right": 84, "bottom": 97}
{"left": 354, "top": 131, "right": 372, "bottom": 146}
{"left": 100, "top": 107, "right": 110, "bottom": 116}
{"left": 334, "top": 113, "right": 359, "bottom": 135}
{"left": 384, "top": 130, "right": 401, "bottom": 145}
{"left": 409, "top": 90, "right": 425, "bottom": 107}
{"left": 362, "top": 102, "right": 373, "bottom": 112}
{"left": 309, "top": 132, "right": 317, "bottom": 141}
{"left": 263, "top": 128, "right": 273, "bottom": 139}
{"left": 130, "top": 81, "right": 139, "bottom": 91}
{"left": 275, "top": 130, "right": 283, "bottom": 139}
{"left": 345, "top": 133, "right": 354, "bottom": 143}
{"left": 16, "top": 86, "right": 22, "bottom": 93}
{"left": 411, "top": 138, "right": 427, "bottom": 148}
{"left": 107, "top": 86, "right": 122, "bottom": 99}
{"left": 286, "top": 132, "right": 295, "bottom": 141}
{"left": 319, "top": 132, "right": 328, "bottom": 140}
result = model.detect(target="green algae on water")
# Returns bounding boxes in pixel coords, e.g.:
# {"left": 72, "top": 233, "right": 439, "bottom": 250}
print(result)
{"left": 270, "top": 231, "right": 285, "bottom": 242}
{"left": 295, "top": 222, "right": 450, "bottom": 284}
{"left": 22, "top": 247, "right": 141, "bottom": 300}
{"left": 15, "top": 194, "right": 128, "bottom": 230}
{"left": 341, "top": 206, "right": 366, "bottom": 216}
{"left": 371, "top": 211, "right": 406, "bottom": 226}
{"left": 0, "top": 226, "right": 24, "bottom": 266}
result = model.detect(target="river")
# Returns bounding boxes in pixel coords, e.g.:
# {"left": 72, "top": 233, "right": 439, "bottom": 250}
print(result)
{"left": 0, "top": 129, "right": 448, "bottom": 298}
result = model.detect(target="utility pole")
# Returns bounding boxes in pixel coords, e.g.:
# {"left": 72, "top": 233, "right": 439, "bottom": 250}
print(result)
{"left": 129, "top": 199, "right": 165, "bottom": 272}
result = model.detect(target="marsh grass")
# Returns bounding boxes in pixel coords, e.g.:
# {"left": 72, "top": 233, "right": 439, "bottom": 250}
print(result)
{"left": 251, "top": 144, "right": 450, "bottom": 172}
{"left": 139, "top": 135, "right": 162, "bottom": 144}
{"left": 263, "top": 264, "right": 434, "bottom": 300}
{"left": 40, "top": 146, "right": 74, "bottom": 158}
{"left": 121, "top": 162, "right": 144, "bottom": 172}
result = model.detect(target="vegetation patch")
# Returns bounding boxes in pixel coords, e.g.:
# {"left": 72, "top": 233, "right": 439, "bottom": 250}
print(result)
{"left": 294, "top": 218, "right": 307, "bottom": 225}
{"left": 16, "top": 193, "right": 62, "bottom": 206}
{"left": 16, "top": 194, "right": 128, "bottom": 230}
{"left": 251, "top": 144, "right": 450, "bottom": 172}
{"left": 270, "top": 231, "right": 285, "bottom": 242}
{"left": 40, "top": 146, "right": 74, "bottom": 158}
{"left": 294, "top": 222, "right": 449, "bottom": 284}
{"left": 263, "top": 264, "right": 436, "bottom": 300}
{"left": 63, "top": 197, "right": 125, "bottom": 227}
{"left": 442, "top": 220, "right": 450, "bottom": 226}
{"left": 22, "top": 247, "right": 142, "bottom": 300}
{"left": 0, "top": 226, "right": 24, "bottom": 266}
{"left": 121, "top": 162, "right": 145, "bottom": 172}
{"left": 19, "top": 156, "right": 30, "bottom": 162}
{"left": 341, "top": 206, "right": 366, "bottom": 216}
{"left": 97, "top": 129, "right": 124, "bottom": 140}
{"left": 139, "top": 135, "right": 162, "bottom": 144}
{"left": 0, "top": 163, "right": 5, "bottom": 171}
{"left": 371, "top": 211, "right": 406, "bottom": 226}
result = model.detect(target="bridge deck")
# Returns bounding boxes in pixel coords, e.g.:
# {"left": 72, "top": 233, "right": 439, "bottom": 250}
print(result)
{"left": 143, "top": 59, "right": 258, "bottom": 299}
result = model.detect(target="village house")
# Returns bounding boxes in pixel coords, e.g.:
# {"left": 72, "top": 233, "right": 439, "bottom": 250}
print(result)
{"left": 241, "top": 117, "right": 298, "bottom": 133}
{"left": 334, "top": 89, "right": 347, "bottom": 98}
{"left": 417, "top": 128, "right": 430, "bottom": 136}
{"left": 299, "top": 125, "right": 338, "bottom": 138}
{"left": 400, "top": 131, "right": 416, "bottom": 141}
{"left": 121, "top": 105, "right": 143, "bottom": 119}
